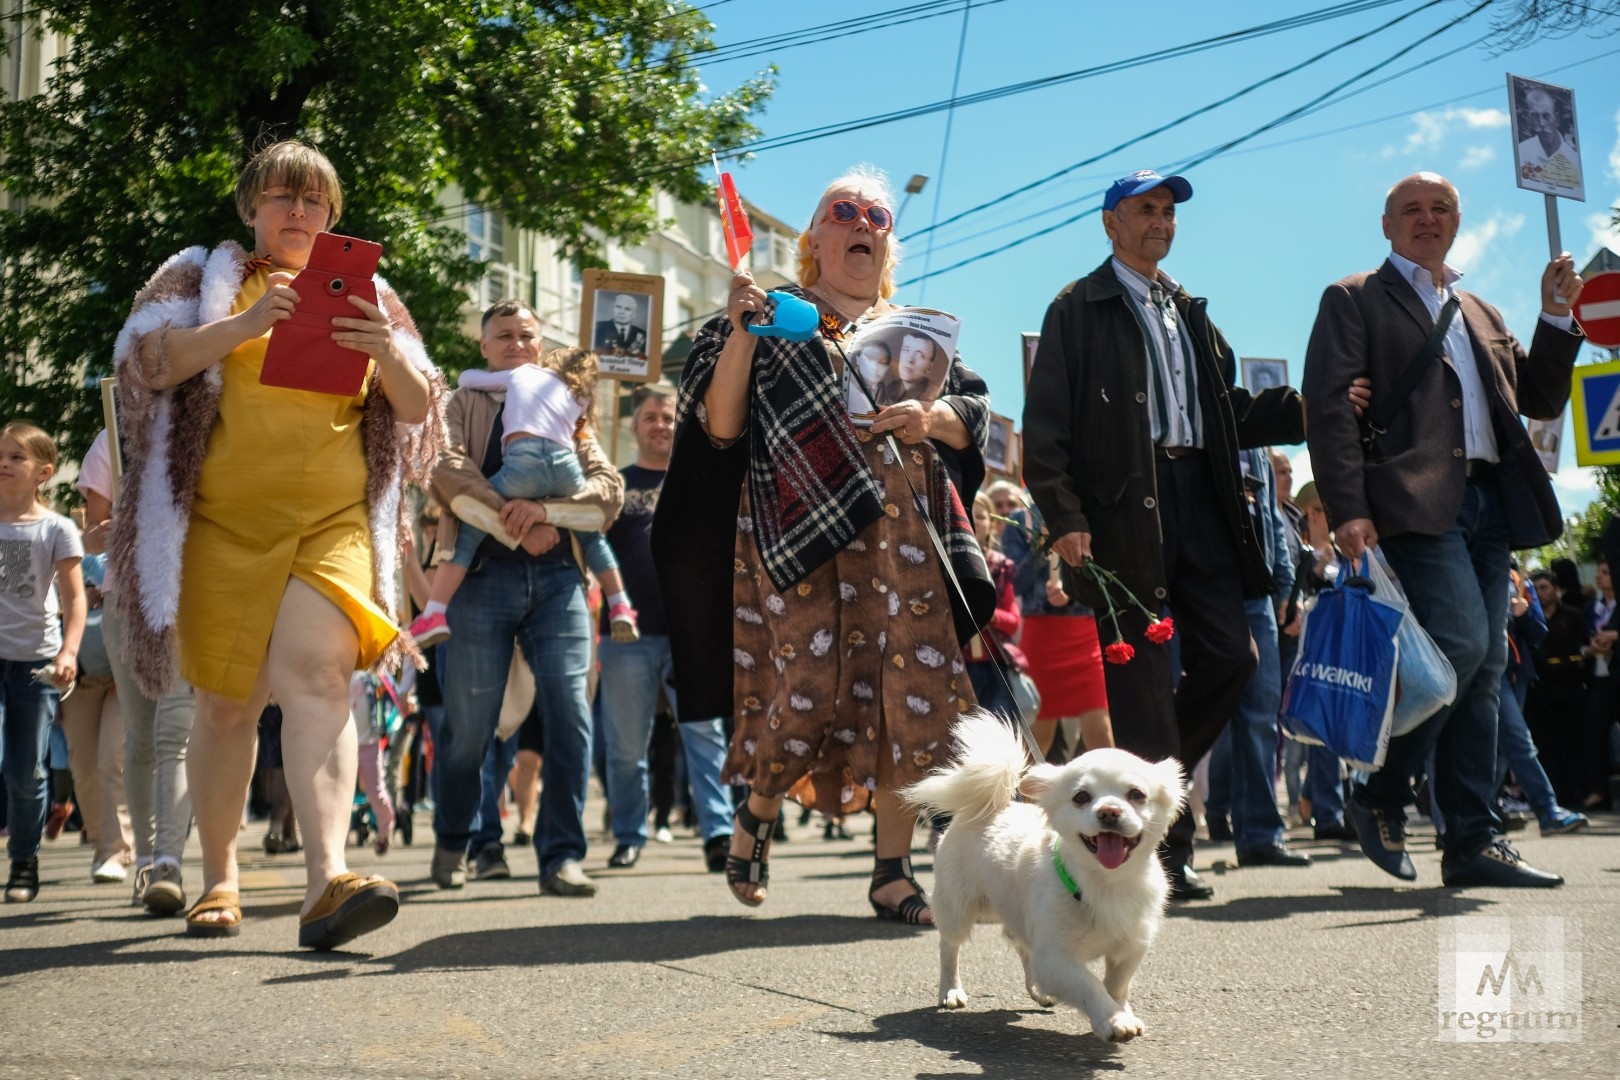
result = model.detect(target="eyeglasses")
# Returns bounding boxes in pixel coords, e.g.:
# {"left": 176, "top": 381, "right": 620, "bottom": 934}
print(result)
{"left": 824, "top": 200, "right": 894, "bottom": 231}
{"left": 259, "top": 188, "right": 332, "bottom": 213}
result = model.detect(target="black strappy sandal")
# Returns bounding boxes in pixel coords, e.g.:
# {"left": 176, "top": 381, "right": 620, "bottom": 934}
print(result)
{"left": 725, "top": 802, "right": 774, "bottom": 907}
{"left": 870, "top": 855, "right": 931, "bottom": 924}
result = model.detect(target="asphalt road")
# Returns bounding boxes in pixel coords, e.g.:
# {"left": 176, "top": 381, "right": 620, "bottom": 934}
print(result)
{"left": 3, "top": 795, "right": 1616, "bottom": 1080}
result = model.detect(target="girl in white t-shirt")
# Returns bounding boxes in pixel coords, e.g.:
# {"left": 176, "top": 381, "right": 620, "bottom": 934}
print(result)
{"left": 409, "top": 347, "right": 636, "bottom": 647}
{"left": 1, "top": 421, "right": 87, "bottom": 904}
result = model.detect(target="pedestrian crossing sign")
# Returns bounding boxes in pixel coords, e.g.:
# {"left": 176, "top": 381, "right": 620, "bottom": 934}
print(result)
{"left": 1570, "top": 360, "right": 1620, "bottom": 465}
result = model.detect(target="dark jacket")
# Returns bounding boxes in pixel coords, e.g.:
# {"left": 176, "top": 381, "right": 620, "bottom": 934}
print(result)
{"left": 1021, "top": 259, "right": 1305, "bottom": 610}
{"left": 1301, "top": 259, "right": 1583, "bottom": 549}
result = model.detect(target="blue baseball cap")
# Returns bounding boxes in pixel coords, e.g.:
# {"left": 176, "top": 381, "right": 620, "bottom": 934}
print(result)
{"left": 1103, "top": 169, "right": 1193, "bottom": 212}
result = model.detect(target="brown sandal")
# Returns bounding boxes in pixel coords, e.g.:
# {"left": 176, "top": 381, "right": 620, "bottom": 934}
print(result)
{"left": 298, "top": 872, "right": 399, "bottom": 950}
{"left": 185, "top": 889, "right": 242, "bottom": 938}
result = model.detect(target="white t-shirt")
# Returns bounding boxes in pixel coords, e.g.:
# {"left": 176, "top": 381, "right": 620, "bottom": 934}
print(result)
{"left": 0, "top": 511, "right": 83, "bottom": 661}
{"left": 458, "top": 365, "right": 585, "bottom": 447}
{"left": 76, "top": 428, "right": 116, "bottom": 593}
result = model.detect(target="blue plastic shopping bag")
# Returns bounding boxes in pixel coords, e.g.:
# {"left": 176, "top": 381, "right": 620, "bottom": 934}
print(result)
{"left": 1280, "top": 558, "right": 1404, "bottom": 771}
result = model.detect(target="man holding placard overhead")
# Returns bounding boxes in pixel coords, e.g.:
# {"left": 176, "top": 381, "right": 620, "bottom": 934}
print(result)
{"left": 1303, "top": 171, "right": 1584, "bottom": 889}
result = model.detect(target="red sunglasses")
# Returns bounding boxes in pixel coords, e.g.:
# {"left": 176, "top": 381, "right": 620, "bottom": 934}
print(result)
{"left": 824, "top": 199, "right": 894, "bottom": 231}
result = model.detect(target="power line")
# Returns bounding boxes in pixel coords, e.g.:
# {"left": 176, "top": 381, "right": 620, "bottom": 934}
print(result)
{"left": 905, "top": 0, "right": 1449, "bottom": 242}
{"left": 431, "top": 0, "right": 1415, "bottom": 227}
{"left": 918, "top": 0, "right": 975, "bottom": 303}
{"left": 898, "top": 0, "right": 1497, "bottom": 288}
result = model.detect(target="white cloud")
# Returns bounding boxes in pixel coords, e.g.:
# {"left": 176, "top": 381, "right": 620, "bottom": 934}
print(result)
{"left": 1450, "top": 211, "right": 1525, "bottom": 273}
{"left": 1386, "top": 107, "right": 1510, "bottom": 156}
{"left": 1459, "top": 145, "right": 1495, "bottom": 170}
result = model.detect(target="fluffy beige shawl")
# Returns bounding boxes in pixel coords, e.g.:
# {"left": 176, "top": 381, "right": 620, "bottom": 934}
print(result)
{"left": 108, "top": 241, "right": 447, "bottom": 697}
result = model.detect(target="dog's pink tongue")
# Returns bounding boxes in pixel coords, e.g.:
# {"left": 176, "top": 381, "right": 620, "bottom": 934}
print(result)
{"left": 1094, "top": 833, "right": 1128, "bottom": 870}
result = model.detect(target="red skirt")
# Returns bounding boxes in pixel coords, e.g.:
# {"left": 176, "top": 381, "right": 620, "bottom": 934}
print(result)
{"left": 1019, "top": 614, "right": 1108, "bottom": 720}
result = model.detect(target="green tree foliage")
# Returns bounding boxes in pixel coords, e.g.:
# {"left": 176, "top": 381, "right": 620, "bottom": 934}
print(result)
{"left": 1, "top": 1, "right": 772, "bottom": 461}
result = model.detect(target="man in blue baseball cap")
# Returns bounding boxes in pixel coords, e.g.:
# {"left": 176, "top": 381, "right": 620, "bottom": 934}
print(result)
{"left": 1022, "top": 168, "right": 1310, "bottom": 901}
{"left": 1101, "top": 169, "right": 1193, "bottom": 212}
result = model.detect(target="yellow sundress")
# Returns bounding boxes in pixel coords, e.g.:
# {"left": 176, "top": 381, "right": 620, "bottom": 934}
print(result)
{"left": 176, "top": 265, "right": 396, "bottom": 700}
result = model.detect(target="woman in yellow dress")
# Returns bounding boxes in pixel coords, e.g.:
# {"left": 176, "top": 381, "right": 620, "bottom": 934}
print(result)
{"left": 108, "top": 141, "right": 446, "bottom": 948}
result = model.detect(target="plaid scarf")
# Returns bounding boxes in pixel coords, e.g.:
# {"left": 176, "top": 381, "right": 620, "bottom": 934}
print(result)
{"left": 677, "top": 286, "right": 987, "bottom": 602}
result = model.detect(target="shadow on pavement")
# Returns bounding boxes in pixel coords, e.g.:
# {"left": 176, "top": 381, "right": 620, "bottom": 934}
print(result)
{"left": 1170, "top": 885, "right": 1493, "bottom": 924}
{"left": 831, "top": 1005, "right": 1128, "bottom": 1079}
{"left": 366, "top": 914, "right": 924, "bottom": 976}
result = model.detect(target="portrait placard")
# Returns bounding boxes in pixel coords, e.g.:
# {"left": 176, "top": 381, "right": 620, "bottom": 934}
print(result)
{"left": 579, "top": 269, "right": 665, "bottom": 382}
{"left": 1240, "top": 357, "right": 1289, "bottom": 392}
{"left": 841, "top": 308, "right": 962, "bottom": 426}
{"left": 984, "top": 413, "right": 1016, "bottom": 477}
{"left": 1508, "top": 74, "right": 1584, "bottom": 202}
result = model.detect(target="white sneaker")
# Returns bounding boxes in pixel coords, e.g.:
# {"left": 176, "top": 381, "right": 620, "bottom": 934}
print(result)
{"left": 91, "top": 859, "right": 128, "bottom": 884}
{"left": 653, "top": 826, "right": 674, "bottom": 844}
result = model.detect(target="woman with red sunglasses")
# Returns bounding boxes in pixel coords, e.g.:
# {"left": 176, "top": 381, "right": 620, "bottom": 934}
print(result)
{"left": 654, "top": 167, "right": 996, "bottom": 924}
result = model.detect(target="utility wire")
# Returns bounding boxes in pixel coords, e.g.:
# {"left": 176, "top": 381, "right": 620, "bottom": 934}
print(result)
{"left": 898, "top": 0, "right": 1497, "bottom": 288}
{"left": 919, "top": 0, "right": 974, "bottom": 303}
{"left": 905, "top": 0, "right": 1448, "bottom": 242}
{"left": 430, "top": 0, "right": 1413, "bottom": 227}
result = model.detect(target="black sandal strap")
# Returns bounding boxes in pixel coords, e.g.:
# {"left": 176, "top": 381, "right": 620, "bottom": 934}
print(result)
{"left": 870, "top": 856, "right": 931, "bottom": 924}
{"left": 725, "top": 803, "right": 774, "bottom": 898}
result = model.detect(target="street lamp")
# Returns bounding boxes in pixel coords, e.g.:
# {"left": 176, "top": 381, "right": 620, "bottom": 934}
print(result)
{"left": 898, "top": 174, "right": 928, "bottom": 226}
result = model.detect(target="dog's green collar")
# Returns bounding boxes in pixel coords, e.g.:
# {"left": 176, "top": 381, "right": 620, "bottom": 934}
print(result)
{"left": 1052, "top": 840, "right": 1083, "bottom": 902}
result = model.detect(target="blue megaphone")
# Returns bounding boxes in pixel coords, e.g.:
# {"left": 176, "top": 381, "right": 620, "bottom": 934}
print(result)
{"left": 746, "top": 291, "right": 820, "bottom": 342}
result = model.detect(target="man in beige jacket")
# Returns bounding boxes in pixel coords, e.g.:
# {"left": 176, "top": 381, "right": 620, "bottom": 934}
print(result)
{"left": 427, "top": 299, "right": 624, "bottom": 896}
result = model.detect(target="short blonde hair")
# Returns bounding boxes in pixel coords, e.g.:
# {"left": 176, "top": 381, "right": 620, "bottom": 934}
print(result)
{"left": 985, "top": 480, "right": 1024, "bottom": 508}
{"left": 797, "top": 165, "right": 902, "bottom": 300}
{"left": 234, "top": 140, "right": 344, "bottom": 227}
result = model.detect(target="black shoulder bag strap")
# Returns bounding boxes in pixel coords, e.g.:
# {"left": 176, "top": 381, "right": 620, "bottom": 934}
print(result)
{"left": 1360, "top": 295, "right": 1460, "bottom": 454}
{"left": 831, "top": 333, "right": 1047, "bottom": 765}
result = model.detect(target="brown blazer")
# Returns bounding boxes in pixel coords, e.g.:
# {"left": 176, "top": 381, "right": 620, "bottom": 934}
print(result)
{"left": 1302, "top": 258, "right": 1583, "bottom": 549}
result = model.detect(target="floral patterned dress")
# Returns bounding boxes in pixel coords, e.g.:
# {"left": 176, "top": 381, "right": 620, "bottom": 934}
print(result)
{"left": 724, "top": 427, "right": 977, "bottom": 815}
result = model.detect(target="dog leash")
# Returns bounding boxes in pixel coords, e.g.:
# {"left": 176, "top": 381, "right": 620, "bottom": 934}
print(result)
{"left": 832, "top": 334, "right": 1047, "bottom": 766}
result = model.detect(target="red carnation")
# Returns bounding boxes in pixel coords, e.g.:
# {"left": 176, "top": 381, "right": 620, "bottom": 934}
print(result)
{"left": 1145, "top": 617, "right": 1175, "bottom": 645}
{"left": 1104, "top": 641, "right": 1135, "bottom": 665}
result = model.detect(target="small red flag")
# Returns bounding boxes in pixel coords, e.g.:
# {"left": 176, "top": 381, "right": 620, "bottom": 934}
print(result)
{"left": 717, "top": 170, "right": 754, "bottom": 269}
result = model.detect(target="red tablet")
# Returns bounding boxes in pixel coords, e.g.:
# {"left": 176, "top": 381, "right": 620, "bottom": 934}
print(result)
{"left": 259, "top": 232, "right": 382, "bottom": 397}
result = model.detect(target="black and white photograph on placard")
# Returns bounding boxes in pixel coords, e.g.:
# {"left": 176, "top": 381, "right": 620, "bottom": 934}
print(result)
{"left": 1509, "top": 74, "right": 1584, "bottom": 201}
{"left": 984, "top": 413, "right": 1015, "bottom": 476}
{"left": 579, "top": 269, "right": 665, "bottom": 382}
{"left": 1241, "top": 357, "right": 1288, "bottom": 393}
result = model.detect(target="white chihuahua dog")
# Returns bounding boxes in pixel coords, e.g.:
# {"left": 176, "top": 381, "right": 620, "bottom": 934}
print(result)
{"left": 902, "top": 710, "right": 1185, "bottom": 1043}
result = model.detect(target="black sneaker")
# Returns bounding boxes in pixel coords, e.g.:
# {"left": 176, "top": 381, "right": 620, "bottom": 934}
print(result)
{"left": 473, "top": 843, "right": 511, "bottom": 880}
{"left": 704, "top": 834, "right": 731, "bottom": 874}
{"left": 1346, "top": 799, "right": 1416, "bottom": 881}
{"left": 5, "top": 857, "right": 39, "bottom": 903}
{"left": 1441, "top": 839, "right": 1563, "bottom": 888}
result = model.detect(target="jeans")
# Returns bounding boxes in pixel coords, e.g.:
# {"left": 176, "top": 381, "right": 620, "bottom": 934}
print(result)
{"left": 598, "top": 635, "right": 733, "bottom": 845}
{"left": 1221, "top": 599, "right": 1286, "bottom": 850}
{"left": 449, "top": 437, "right": 617, "bottom": 578}
{"left": 472, "top": 733, "right": 518, "bottom": 853}
{"left": 104, "top": 596, "right": 195, "bottom": 864}
{"left": 438, "top": 558, "right": 593, "bottom": 878}
{"left": 1496, "top": 674, "right": 1559, "bottom": 821}
{"left": 1357, "top": 480, "right": 1509, "bottom": 861}
{"left": 2, "top": 657, "right": 60, "bottom": 860}
{"left": 966, "top": 661, "right": 1020, "bottom": 727}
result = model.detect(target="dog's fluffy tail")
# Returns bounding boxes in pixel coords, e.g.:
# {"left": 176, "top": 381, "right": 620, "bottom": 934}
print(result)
{"left": 899, "top": 709, "right": 1028, "bottom": 825}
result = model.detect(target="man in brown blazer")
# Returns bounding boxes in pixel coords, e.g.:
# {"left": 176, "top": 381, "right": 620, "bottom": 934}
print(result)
{"left": 1302, "top": 172, "right": 1584, "bottom": 889}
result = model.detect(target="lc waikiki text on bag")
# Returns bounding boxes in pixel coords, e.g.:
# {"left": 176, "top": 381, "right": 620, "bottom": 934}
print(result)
{"left": 1280, "top": 555, "right": 1403, "bottom": 771}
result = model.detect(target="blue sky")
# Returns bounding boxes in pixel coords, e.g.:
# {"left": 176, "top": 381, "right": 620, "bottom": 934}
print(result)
{"left": 697, "top": 0, "right": 1620, "bottom": 517}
